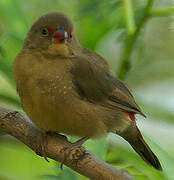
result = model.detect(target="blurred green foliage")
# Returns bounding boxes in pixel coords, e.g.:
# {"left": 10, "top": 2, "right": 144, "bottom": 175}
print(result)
{"left": 0, "top": 0, "right": 174, "bottom": 179}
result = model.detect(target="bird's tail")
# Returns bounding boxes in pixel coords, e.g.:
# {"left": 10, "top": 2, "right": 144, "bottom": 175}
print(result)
{"left": 119, "top": 124, "right": 162, "bottom": 171}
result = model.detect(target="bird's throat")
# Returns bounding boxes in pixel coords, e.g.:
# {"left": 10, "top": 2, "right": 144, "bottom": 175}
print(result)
{"left": 48, "top": 43, "right": 69, "bottom": 57}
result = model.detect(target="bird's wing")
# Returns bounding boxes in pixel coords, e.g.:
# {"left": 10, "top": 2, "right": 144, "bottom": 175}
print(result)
{"left": 70, "top": 54, "right": 145, "bottom": 117}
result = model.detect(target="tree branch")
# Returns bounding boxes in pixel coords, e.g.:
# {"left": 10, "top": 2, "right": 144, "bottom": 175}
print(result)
{"left": 0, "top": 107, "right": 133, "bottom": 180}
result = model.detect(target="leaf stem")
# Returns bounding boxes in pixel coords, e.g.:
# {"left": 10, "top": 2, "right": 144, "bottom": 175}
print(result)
{"left": 150, "top": 8, "right": 174, "bottom": 17}
{"left": 117, "top": 0, "right": 154, "bottom": 80}
{"left": 123, "top": 0, "right": 136, "bottom": 35}
{"left": 0, "top": 93, "right": 20, "bottom": 107}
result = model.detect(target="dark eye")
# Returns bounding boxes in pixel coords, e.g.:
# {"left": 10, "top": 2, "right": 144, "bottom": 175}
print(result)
{"left": 70, "top": 33, "right": 72, "bottom": 38}
{"left": 41, "top": 28, "right": 49, "bottom": 36}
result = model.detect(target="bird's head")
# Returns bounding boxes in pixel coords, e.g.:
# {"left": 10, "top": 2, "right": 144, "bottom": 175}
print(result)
{"left": 24, "top": 12, "right": 76, "bottom": 57}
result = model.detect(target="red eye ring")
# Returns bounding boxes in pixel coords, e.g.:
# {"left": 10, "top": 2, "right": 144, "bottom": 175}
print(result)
{"left": 67, "top": 30, "right": 72, "bottom": 39}
{"left": 47, "top": 27, "right": 57, "bottom": 35}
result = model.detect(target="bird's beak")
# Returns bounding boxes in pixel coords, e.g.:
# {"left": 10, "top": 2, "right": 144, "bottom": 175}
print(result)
{"left": 52, "top": 30, "right": 68, "bottom": 44}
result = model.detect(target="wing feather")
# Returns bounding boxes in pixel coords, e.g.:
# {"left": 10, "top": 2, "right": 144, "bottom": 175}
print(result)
{"left": 70, "top": 52, "right": 145, "bottom": 117}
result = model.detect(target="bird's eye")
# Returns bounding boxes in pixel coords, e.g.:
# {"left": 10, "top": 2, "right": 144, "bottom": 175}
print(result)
{"left": 70, "top": 33, "right": 72, "bottom": 39}
{"left": 41, "top": 28, "right": 49, "bottom": 36}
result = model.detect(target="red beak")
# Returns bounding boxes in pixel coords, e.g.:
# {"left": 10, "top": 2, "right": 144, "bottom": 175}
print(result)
{"left": 52, "top": 30, "right": 67, "bottom": 43}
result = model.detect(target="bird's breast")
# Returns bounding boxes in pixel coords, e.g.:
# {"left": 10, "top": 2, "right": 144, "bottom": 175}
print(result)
{"left": 14, "top": 54, "right": 76, "bottom": 131}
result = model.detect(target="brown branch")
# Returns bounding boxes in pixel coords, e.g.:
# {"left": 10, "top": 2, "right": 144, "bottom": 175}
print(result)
{"left": 0, "top": 107, "right": 133, "bottom": 180}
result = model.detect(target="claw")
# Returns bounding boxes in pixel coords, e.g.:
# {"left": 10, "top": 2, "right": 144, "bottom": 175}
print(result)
{"left": 60, "top": 137, "right": 88, "bottom": 169}
{"left": 41, "top": 135, "right": 50, "bottom": 162}
{"left": 39, "top": 131, "right": 61, "bottom": 162}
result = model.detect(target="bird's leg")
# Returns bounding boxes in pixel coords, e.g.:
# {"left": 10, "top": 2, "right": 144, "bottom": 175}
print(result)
{"left": 60, "top": 137, "right": 89, "bottom": 169}
{"left": 39, "top": 131, "right": 67, "bottom": 162}
{"left": 40, "top": 131, "right": 50, "bottom": 162}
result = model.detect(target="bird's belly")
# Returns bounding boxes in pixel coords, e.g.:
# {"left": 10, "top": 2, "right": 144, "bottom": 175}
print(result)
{"left": 18, "top": 70, "right": 130, "bottom": 138}
{"left": 21, "top": 88, "right": 108, "bottom": 138}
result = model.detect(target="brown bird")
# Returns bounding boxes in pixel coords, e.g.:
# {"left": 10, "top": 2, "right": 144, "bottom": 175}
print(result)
{"left": 13, "top": 12, "right": 162, "bottom": 170}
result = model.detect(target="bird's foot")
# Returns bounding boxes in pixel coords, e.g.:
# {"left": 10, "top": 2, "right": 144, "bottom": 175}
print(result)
{"left": 40, "top": 131, "right": 50, "bottom": 162}
{"left": 38, "top": 132, "right": 67, "bottom": 162}
{"left": 60, "top": 137, "right": 89, "bottom": 169}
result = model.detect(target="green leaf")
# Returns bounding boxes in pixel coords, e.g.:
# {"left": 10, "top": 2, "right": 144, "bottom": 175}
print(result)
{"left": 0, "top": 0, "right": 29, "bottom": 36}
{"left": 40, "top": 175, "right": 62, "bottom": 180}
{"left": 50, "top": 167, "right": 79, "bottom": 180}
{"left": 106, "top": 142, "right": 166, "bottom": 180}
{"left": 85, "top": 137, "right": 108, "bottom": 160}
{"left": 76, "top": 0, "right": 123, "bottom": 50}
{"left": 0, "top": 56, "right": 14, "bottom": 84}
{"left": 144, "top": 136, "right": 174, "bottom": 180}
{"left": 0, "top": 92, "right": 20, "bottom": 107}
